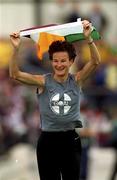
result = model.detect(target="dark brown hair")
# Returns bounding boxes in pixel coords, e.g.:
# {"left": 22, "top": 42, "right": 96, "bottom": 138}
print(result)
{"left": 48, "top": 40, "right": 76, "bottom": 61}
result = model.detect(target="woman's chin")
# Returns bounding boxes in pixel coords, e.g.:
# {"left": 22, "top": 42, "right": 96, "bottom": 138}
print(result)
{"left": 56, "top": 72, "right": 65, "bottom": 76}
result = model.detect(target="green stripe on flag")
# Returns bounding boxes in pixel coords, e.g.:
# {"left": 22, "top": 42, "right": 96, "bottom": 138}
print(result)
{"left": 65, "top": 29, "right": 101, "bottom": 43}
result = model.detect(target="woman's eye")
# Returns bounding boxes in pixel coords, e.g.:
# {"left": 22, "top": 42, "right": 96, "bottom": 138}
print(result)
{"left": 61, "top": 60, "right": 66, "bottom": 63}
{"left": 53, "top": 60, "right": 58, "bottom": 63}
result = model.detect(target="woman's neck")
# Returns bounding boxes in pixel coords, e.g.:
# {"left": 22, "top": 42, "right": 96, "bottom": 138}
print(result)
{"left": 53, "top": 74, "right": 69, "bottom": 83}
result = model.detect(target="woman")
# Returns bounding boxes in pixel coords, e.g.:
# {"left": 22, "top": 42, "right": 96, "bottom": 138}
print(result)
{"left": 9, "top": 20, "right": 101, "bottom": 180}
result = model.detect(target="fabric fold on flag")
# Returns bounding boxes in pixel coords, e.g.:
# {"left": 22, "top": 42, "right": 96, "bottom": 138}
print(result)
{"left": 20, "top": 18, "right": 101, "bottom": 60}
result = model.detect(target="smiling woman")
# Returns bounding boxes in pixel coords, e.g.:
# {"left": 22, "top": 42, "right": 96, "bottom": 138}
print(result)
{"left": 52, "top": 52, "right": 71, "bottom": 78}
{"left": 48, "top": 40, "right": 76, "bottom": 83}
{"left": 9, "top": 20, "right": 100, "bottom": 180}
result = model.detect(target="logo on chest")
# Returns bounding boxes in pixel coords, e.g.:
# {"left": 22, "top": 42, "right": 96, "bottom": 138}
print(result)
{"left": 50, "top": 93, "right": 72, "bottom": 115}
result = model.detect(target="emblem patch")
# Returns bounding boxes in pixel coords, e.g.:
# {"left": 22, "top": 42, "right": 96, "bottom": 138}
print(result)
{"left": 50, "top": 93, "right": 71, "bottom": 115}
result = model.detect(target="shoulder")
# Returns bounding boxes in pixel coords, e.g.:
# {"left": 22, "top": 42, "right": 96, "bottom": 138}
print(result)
{"left": 71, "top": 72, "right": 82, "bottom": 87}
{"left": 43, "top": 73, "right": 53, "bottom": 87}
{"left": 69, "top": 73, "right": 79, "bottom": 82}
{"left": 44, "top": 73, "right": 52, "bottom": 78}
{"left": 44, "top": 73, "right": 52, "bottom": 82}
{"left": 36, "top": 73, "right": 52, "bottom": 94}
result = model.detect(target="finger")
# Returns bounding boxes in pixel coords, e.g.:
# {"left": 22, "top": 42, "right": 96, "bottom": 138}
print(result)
{"left": 84, "top": 23, "right": 92, "bottom": 30}
{"left": 10, "top": 32, "right": 20, "bottom": 37}
{"left": 82, "top": 20, "right": 91, "bottom": 28}
{"left": 14, "top": 32, "right": 20, "bottom": 38}
{"left": 82, "top": 20, "right": 90, "bottom": 24}
{"left": 82, "top": 23, "right": 90, "bottom": 28}
{"left": 83, "top": 24, "right": 89, "bottom": 30}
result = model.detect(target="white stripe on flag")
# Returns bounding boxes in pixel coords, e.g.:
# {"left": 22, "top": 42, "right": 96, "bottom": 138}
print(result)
{"left": 20, "top": 18, "right": 85, "bottom": 37}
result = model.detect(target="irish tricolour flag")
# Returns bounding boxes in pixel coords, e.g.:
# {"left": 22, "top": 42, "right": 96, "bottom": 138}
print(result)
{"left": 20, "top": 18, "right": 100, "bottom": 60}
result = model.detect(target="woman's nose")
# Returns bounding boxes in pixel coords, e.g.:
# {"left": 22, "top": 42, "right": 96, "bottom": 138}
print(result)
{"left": 57, "top": 62, "right": 62, "bottom": 67}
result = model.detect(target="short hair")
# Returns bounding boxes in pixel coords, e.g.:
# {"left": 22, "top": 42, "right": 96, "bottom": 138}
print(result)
{"left": 48, "top": 40, "right": 76, "bottom": 61}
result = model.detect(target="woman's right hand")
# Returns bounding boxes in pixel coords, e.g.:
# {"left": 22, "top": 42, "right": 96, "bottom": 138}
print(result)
{"left": 10, "top": 32, "right": 21, "bottom": 49}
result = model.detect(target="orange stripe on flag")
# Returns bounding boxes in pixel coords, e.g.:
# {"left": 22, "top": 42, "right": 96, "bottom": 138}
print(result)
{"left": 37, "top": 32, "right": 65, "bottom": 60}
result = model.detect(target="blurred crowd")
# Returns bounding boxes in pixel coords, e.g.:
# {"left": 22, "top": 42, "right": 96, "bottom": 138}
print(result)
{"left": 0, "top": 1, "right": 117, "bottom": 180}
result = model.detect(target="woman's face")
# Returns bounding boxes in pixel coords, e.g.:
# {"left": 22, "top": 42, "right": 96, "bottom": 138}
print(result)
{"left": 51, "top": 51, "right": 73, "bottom": 77}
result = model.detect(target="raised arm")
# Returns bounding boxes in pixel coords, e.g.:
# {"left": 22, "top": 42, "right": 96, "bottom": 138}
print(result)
{"left": 75, "top": 20, "right": 101, "bottom": 86}
{"left": 9, "top": 32, "right": 45, "bottom": 87}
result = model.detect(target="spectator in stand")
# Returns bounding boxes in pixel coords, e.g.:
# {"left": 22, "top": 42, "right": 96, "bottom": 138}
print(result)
{"left": 77, "top": 101, "right": 95, "bottom": 180}
{"left": 88, "top": 2, "right": 108, "bottom": 36}
{"left": 65, "top": 2, "right": 82, "bottom": 23}
{"left": 102, "top": 108, "right": 117, "bottom": 180}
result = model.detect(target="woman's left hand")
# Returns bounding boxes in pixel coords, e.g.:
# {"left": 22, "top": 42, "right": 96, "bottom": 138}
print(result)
{"left": 82, "top": 20, "right": 92, "bottom": 39}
